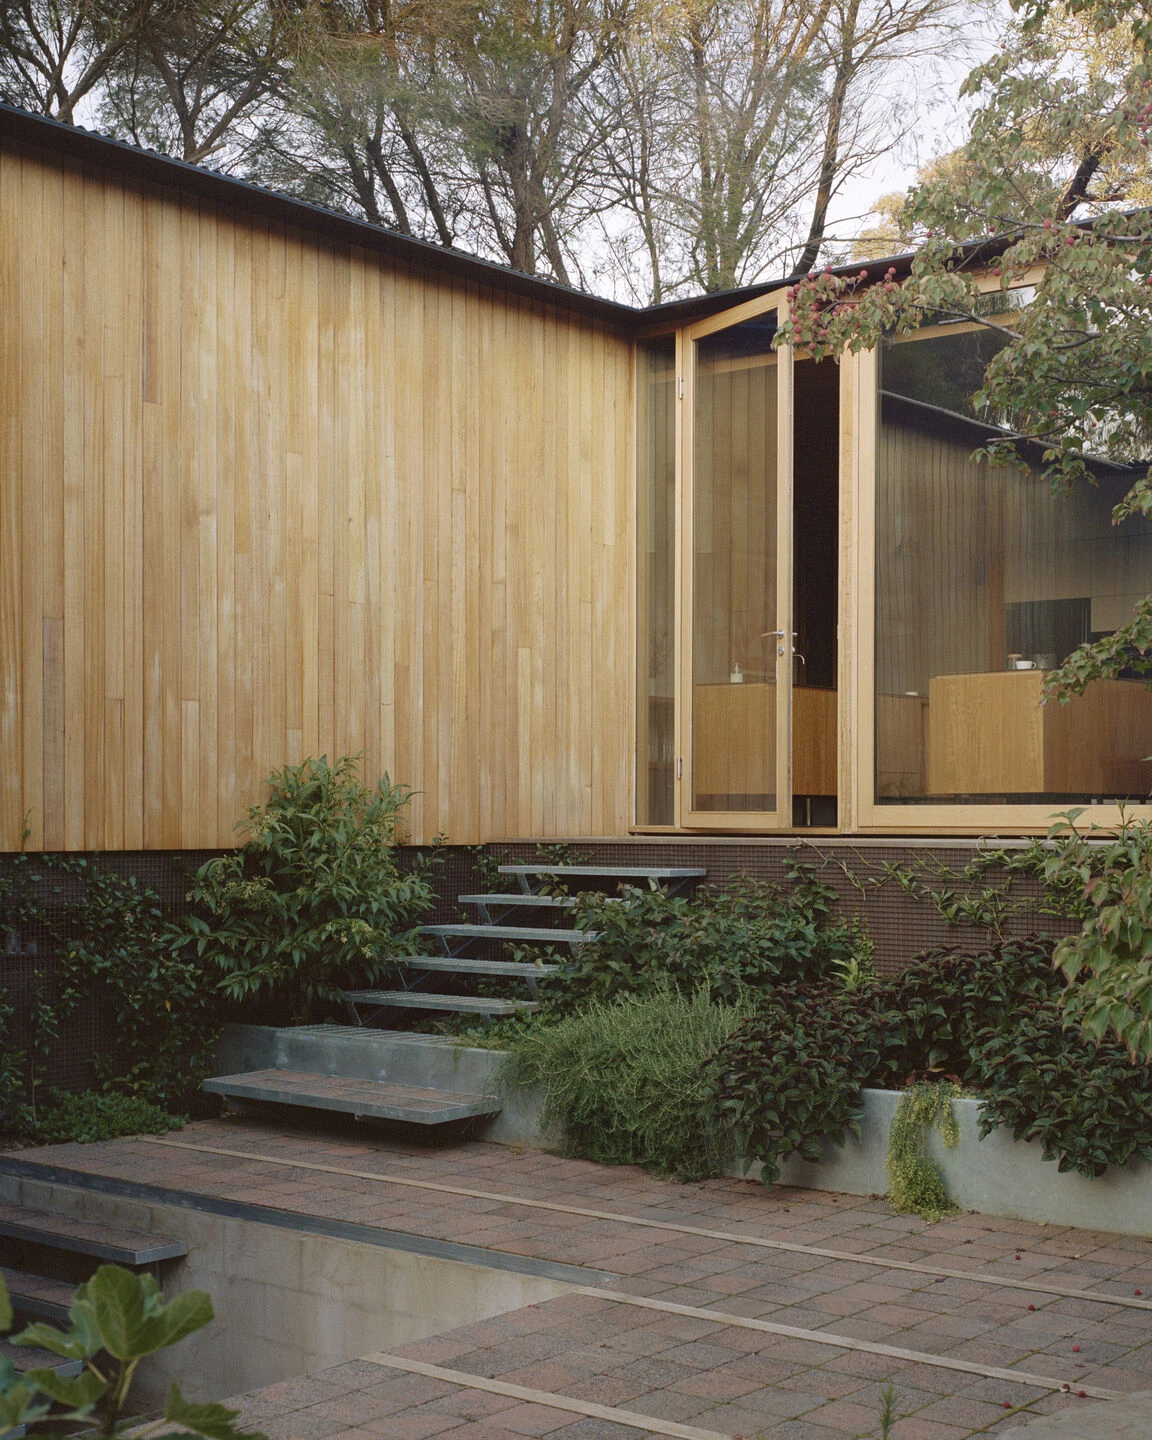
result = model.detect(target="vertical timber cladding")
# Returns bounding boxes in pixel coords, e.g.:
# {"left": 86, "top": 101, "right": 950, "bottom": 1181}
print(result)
{"left": 0, "top": 137, "right": 636, "bottom": 851}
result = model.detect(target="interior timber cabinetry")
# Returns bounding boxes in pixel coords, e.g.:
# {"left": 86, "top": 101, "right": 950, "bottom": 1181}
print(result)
{"left": 693, "top": 683, "right": 836, "bottom": 802}
{"left": 926, "top": 671, "right": 1152, "bottom": 797}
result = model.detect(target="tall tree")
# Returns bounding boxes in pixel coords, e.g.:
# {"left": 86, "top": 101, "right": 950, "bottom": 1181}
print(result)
{"left": 97, "top": 0, "right": 300, "bottom": 164}
{"left": 597, "top": 0, "right": 965, "bottom": 301}
{"left": 439, "top": 0, "right": 631, "bottom": 281}
{"left": 0, "top": 0, "right": 161, "bottom": 121}
{"left": 262, "top": 0, "right": 460, "bottom": 242}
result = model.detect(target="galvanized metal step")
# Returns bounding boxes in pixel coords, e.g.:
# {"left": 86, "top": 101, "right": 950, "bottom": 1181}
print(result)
{"left": 422, "top": 924, "right": 598, "bottom": 944}
{"left": 397, "top": 956, "right": 562, "bottom": 978}
{"left": 203, "top": 1069, "right": 501, "bottom": 1124}
{"left": 1, "top": 1267, "right": 75, "bottom": 1325}
{"left": 458, "top": 893, "right": 576, "bottom": 908}
{"left": 0, "top": 1203, "right": 186, "bottom": 1267}
{"left": 343, "top": 989, "right": 539, "bottom": 1017}
{"left": 497, "top": 865, "right": 706, "bottom": 880}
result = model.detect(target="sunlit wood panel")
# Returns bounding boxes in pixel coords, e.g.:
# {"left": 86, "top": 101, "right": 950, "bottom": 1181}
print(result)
{"left": 0, "top": 139, "right": 635, "bottom": 849}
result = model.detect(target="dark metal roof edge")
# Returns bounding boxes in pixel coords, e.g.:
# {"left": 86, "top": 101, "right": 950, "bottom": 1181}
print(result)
{"left": 0, "top": 102, "right": 637, "bottom": 328}
{"left": 2, "top": 102, "right": 1014, "bottom": 330}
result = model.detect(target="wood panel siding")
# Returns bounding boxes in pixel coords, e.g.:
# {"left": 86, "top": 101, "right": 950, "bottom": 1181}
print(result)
{"left": 0, "top": 139, "right": 635, "bottom": 849}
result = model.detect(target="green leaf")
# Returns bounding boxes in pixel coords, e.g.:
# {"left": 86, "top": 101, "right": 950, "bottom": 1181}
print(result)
{"left": 9, "top": 1315, "right": 97, "bottom": 1361}
{"left": 0, "top": 1277, "right": 9, "bottom": 1334}
{"left": 83, "top": 1267, "right": 213, "bottom": 1361}
{"left": 23, "top": 1367, "right": 107, "bottom": 1410}
{"left": 164, "top": 1383, "right": 270, "bottom": 1440}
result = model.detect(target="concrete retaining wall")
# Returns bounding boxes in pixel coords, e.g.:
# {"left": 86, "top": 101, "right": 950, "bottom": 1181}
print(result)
{"left": 214, "top": 1025, "right": 1152, "bottom": 1238}
{"left": 0, "top": 1168, "right": 571, "bottom": 1404}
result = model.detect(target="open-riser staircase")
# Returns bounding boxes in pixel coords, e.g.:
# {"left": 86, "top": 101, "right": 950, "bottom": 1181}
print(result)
{"left": 206, "top": 863, "right": 706, "bottom": 1130}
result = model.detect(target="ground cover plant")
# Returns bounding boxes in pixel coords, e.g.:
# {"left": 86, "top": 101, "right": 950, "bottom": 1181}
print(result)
{"left": 24, "top": 1092, "right": 185, "bottom": 1147}
{"left": 505, "top": 896, "right": 1152, "bottom": 1201}
{"left": 715, "top": 937, "right": 1152, "bottom": 1186}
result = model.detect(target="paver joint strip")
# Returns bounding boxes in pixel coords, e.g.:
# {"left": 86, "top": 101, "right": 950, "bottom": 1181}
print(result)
{"left": 578, "top": 1288, "right": 1130, "bottom": 1402}
{"left": 362, "top": 1351, "right": 736, "bottom": 1440}
{"left": 141, "top": 1137, "right": 1152, "bottom": 1311}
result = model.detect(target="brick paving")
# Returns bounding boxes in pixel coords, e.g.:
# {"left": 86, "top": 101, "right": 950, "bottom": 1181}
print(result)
{"left": 8, "top": 1114, "right": 1152, "bottom": 1438}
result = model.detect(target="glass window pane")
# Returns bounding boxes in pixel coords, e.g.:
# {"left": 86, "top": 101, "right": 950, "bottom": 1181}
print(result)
{"left": 876, "top": 325, "right": 1152, "bottom": 806}
{"left": 692, "top": 314, "right": 778, "bottom": 812}
{"left": 637, "top": 339, "right": 676, "bottom": 825}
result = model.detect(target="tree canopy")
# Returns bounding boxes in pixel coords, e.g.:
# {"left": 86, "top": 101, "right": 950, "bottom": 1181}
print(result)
{"left": 0, "top": 0, "right": 963, "bottom": 297}
{"left": 786, "top": 0, "right": 1152, "bottom": 1060}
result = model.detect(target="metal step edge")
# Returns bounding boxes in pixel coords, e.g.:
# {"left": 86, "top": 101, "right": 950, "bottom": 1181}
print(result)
{"left": 1, "top": 1268, "right": 74, "bottom": 1326}
{"left": 202, "top": 1072, "right": 500, "bottom": 1124}
{"left": 0, "top": 1203, "right": 186, "bottom": 1265}
{"left": 457, "top": 893, "right": 575, "bottom": 907}
{"left": 497, "top": 866, "right": 707, "bottom": 878}
{"left": 421, "top": 925, "right": 598, "bottom": 942}
{"left": 343, "top": 991, "right": 538, "bottom": 1015}
{"left": 0, "top": 1339, "right": 82, "bottom": 1379}
{"left": 395, "top": 957, "right": 562, "bottom": 976}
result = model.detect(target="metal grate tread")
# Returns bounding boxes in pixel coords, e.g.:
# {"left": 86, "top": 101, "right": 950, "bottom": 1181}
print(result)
{"left": 203, "top": 1069, "right": 501, "bottom": 1123}
{"left": 343, "top": 990, "right": 539, "bottom": 1016}
{"left": 497, "top": 866, "right": 707, "bottom": 879}
{"left": 422, "top": 924, "right": 598, "bottom": 943}
{"left": 396, "top": 956, "right": 562, "bottom": 977}
{"left": 0, "top": 1203, "right": 186, "bottom": 1266}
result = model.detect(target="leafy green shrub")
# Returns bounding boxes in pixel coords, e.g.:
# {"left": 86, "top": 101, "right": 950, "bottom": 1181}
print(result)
{"left": 21, "top": 1090, "right": 185, "bottom": 1146}
{"left": 0, "top": 854, "right": 219, "bottom": 1113}
{"left": 0, "top": 1266, "right": 267, "bottom": 1440}
{"left": 551, "top": 864, "right": 868, "bottom": 1011}
{"left": 1041, "top": 808, "right": 1152, "bottom": 1062}
{"left": 965, "top": 996, "right": 1152, "bottom": 1176}
{"left": 711, "top": 937, "right": 1152, "bottom": 1184}
{"left": 502, "top": 987, "right": 753, "bottom": 1179}
{"left": 868, "top": 937, "right": 1060, "bottom": 1089}
{"left": 170, "top": 755, "right": 438, "bottom": 1020}
{"left": 712, "top": 983, "right": 890, "bottom": 1183}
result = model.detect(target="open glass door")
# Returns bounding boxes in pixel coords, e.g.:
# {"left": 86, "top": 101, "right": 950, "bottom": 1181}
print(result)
{"left": 681, "top": 295, "right": 793, "bottom": 828}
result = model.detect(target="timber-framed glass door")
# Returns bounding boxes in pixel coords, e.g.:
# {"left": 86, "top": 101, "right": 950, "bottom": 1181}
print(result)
{"left": 680, "top": 293, "right": 793, "bottom": 828}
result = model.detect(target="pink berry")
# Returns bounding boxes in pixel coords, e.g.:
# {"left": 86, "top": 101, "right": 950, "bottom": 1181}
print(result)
{"left": 1072, "top": 1345, "right": 1080, "bottom": 1352}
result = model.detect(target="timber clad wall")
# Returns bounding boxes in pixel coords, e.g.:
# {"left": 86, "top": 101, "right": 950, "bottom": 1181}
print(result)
{"left": 0, "top": 139, "right": 635, "bottom": 850}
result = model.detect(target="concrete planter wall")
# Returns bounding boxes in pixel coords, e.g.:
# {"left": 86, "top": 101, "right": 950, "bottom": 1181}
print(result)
{"left": 215, "top": 1025, "right": 1152, "bottom": 1238}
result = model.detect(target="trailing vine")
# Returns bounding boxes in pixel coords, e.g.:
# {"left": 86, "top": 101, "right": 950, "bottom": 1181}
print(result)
{"left": 885, "top": 1082, "right": 962, "bottom": 1222}
{"left": 790, "top": 836, "right": 1088, "bottom": 944}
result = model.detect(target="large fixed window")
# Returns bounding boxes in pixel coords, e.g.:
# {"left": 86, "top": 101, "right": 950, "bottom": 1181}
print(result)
{"left": 875, "top": 324, "right": 1152, "bottom": 807}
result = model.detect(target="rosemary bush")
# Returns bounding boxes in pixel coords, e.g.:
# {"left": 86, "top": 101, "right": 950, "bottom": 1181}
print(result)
{"left": 502, "top": 987, "right": 753, "bottom": 1179}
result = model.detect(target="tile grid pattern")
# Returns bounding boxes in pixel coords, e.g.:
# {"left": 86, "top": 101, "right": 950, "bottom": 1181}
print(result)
{"left": 9, "top": 1117, "right": 1152, "bottom": 1439}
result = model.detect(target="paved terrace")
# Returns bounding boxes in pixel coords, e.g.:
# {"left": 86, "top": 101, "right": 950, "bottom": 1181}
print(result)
{"left": 8, "top": 1115, "right": 1152, "bottom": 1440}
